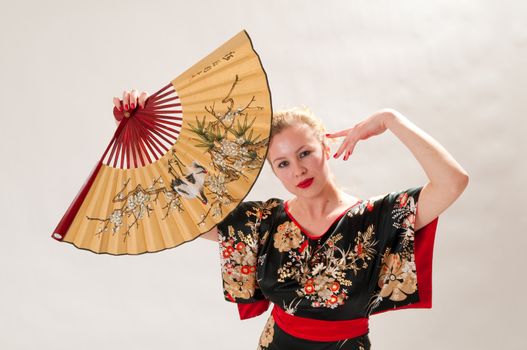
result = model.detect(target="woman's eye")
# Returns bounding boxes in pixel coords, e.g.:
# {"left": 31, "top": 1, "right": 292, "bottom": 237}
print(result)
{"left": 278, "top": 161, "right": 288, "bottom": 168}
{"left": 300, "top": 150, "right": 310, "bottom": 157}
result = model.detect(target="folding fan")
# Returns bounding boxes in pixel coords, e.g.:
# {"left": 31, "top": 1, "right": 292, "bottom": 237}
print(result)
{"left": 51, "top": 30, "right": 272, "bottom": 255}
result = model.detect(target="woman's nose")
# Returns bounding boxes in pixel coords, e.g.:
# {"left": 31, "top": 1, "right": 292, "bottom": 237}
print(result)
{"left": 293, "top": 162, "right": 306, "bottom": 177}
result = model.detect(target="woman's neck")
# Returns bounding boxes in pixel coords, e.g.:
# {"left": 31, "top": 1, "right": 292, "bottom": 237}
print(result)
{"left": 289, "top": 182, "right": 358, "bottom": 220}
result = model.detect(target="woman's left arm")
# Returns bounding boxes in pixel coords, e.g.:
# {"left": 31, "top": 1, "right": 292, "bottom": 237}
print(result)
{"left": 381, "top": 109, "right": 469, "bottom": 230}
{"left": 329, "top": 108, "right": 469, "bottom": 231}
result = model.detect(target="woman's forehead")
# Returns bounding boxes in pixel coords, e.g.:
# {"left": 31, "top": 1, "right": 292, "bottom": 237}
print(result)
{"left": 268, "top": 124, "right": 319, "bottom": 157}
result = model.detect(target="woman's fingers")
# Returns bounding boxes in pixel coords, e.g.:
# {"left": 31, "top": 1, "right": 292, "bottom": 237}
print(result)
{"left": 115, "top": 89, "right": 148, "bottom": 112}
{"left": 326, "top": 128, "right": 352, "bottom": 138}
{"left": 113, "top": 97, "right": 122, "bottom": 111}
{"left": 343, "top": 142, "right": 357, "bottom": 161}
{"left": 138, "top": 91, "right": 149, "bottom": 108}
{"left": 332, "top": 131, "right": 359, "bottom": 161}
{"left": 333, "top": 143, "right": 348, "bottom": 159}
{"left": 130, "top": 89, "right": 139, "bottom": 109}
{"left": 122, "top": 90, "right": 130, "bottom": 110}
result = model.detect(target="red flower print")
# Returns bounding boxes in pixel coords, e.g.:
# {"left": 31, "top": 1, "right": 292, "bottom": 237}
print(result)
{"left": 273, "top": 221, "right": 303, "bottom": 252}
{"left": 330, "top": 281, "right": 340, "bottom": 292}
{"left": 235, "top": 242, "right": 246, "bottom": 251}
{"left": 241, "top": 265, "right": 251, "bottom": 274}
{"left": 304, "top": 283, "right": 315, "bottom": 294}
{"left": 399, "top": 193, "right": 408, "bottom": 208}
{"left": 366, "top": 201, "right": 374, "bottom": 212}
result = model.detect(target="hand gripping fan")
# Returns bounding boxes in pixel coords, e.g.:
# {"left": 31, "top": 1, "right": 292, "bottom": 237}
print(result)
{"left": 51, "top": 30, "right": 272, "bottom": 255}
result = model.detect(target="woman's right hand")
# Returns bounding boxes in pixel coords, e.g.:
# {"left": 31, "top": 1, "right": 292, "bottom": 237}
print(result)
{"left": 113, "top": 89, "right": 150, "bottom": 125}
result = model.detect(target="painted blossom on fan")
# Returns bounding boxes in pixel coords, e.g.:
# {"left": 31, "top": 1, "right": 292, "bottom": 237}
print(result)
{"left": 186, "top": 76, "right": 269, "bottom": 223}
{"left": 87, "top": 177, "right": 165, "bottom": 240}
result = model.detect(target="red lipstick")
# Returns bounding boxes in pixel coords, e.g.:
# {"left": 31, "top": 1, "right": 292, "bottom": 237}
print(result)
{"left": 297, "top": 178, "right": 314, "bottom": 188}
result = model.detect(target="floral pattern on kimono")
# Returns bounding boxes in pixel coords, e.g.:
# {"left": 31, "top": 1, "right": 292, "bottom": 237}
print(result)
{"left": 217, "top": 199, "right": 278, "bottom": 318}
{"left": 216, "top": 186, "right": 439, "bottom": 350}
{"left": 367, "top": 186, "right": 437, "bottom": 315}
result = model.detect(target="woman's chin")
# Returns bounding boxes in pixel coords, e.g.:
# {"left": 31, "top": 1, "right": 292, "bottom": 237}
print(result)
{"left": 294, "top": 188, "right": 321, "bottom": 200}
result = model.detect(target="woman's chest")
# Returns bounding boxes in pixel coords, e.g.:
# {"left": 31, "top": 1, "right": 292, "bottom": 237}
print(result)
{"left": 257, "top": 212, "right": 378, "bottom": 310}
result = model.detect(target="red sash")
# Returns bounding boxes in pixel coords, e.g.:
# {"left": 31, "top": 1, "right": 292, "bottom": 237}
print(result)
{"left": 271, "top": 304, "right": 369, "bottom": 342}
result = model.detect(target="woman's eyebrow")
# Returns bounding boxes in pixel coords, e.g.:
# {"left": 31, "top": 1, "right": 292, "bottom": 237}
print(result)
{"left": 272, "top": 145, "right": 306, "bottom": 164}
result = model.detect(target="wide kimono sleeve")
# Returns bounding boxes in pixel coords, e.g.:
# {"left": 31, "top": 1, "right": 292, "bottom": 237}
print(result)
{"left": 367, "top": 186, "right": 439, "bottom": 315}
{"left": 216, "top": 200, "right": 275, "bottom": 320}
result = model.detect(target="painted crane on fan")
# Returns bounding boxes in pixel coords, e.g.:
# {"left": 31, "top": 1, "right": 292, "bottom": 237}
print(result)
{"left": 170, "top": 161, "right": 208, "bottom": 205}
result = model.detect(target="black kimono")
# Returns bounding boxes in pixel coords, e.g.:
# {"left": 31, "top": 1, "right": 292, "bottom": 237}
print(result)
{"left": 216, "top": 186, "right": 439, "bottom": 350}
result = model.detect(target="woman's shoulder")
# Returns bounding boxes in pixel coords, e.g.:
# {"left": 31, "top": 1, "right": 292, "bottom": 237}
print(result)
{"left": 344, "top": 193, "right": 386, "bottom": 219}
{"left": 242, "top": 197, "right": 284, "bottom": 208}
{"left": 218, "top": 198, "right": 284, "bottom": 233}
{"left": 344, "top": 189, "right": 417, "bottom": 220}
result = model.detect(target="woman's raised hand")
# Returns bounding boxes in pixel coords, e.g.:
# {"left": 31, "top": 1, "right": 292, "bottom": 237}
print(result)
{"left": 326, "top": 109, "right": 398, "bottom": 161}
{"left": 113, "top": 89, "right": 150, "bottom": 125}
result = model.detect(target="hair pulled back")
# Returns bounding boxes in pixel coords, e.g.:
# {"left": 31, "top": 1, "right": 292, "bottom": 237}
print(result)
{"left": 271, "top": 106, "right": 325, "bottom": 141}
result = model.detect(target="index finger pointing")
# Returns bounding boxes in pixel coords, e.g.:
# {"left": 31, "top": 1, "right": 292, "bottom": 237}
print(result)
{"left": 329, "top": 128, "right": 353, "bottom": 138}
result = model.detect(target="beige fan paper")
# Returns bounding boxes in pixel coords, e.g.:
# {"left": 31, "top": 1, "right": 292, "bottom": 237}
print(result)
{"left": 52, "top": 30, "right": 272, "bottom": 255}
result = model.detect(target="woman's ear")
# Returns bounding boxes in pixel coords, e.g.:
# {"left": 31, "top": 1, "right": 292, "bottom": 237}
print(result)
{"left": 323, "top": 142, "right": 331, "bottom": 160}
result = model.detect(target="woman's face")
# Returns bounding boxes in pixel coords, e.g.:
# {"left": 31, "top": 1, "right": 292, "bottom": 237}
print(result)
{"left": 267, "top": 122, "right": 331, "bottom": 198}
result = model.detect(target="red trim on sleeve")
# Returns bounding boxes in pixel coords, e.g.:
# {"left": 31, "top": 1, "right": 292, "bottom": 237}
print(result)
{"left": 411, "top": 216, "right": 438, "bottom": 308}
{"left": 237, "top": 299, "right": 271, "bottom": 320}
{"left": 373, "top": 216, "right": 439, "bottom": 315}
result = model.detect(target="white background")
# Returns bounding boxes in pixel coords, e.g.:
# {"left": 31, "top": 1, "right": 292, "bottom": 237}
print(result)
{"left": 1, "top": 1, "right": 525, "bottom": 349}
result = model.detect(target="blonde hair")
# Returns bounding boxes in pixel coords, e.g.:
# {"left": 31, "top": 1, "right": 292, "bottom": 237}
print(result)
{"left": 269, "top": 106, "right": 336, "bottom": 146}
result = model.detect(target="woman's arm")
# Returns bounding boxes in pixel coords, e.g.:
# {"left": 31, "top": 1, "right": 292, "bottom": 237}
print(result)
{"left": 381, "top": 109, "right": 469, "bottom": 230}
{"left": 200, "top": 226, "right": 219, "bottom": 241}
{"left": 329, "top": 108, "right": 469, "bottom": 231}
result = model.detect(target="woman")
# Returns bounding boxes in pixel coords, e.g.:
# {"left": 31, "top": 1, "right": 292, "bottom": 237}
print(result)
{"left": 114, "top": 90, "right": 469, "bottom": 349}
